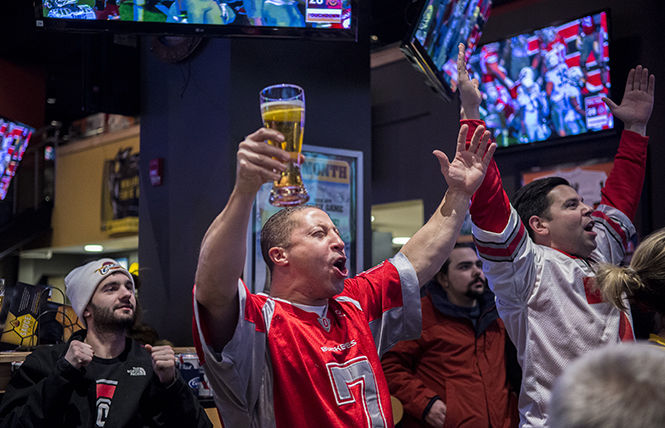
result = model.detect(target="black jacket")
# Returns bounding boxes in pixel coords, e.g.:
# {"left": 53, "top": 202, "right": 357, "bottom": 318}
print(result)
{"left": 0, "top": 330, "right": 212, "bottom": 428}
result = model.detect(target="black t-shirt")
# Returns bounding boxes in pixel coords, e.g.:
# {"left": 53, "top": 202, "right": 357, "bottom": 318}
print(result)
{"left": 88, "top": 354, "right": 126, "bottom": 427}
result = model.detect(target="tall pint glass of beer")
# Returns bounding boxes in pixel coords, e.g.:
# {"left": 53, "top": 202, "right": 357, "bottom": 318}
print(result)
{"left": 260, "top": 83, "right": 309, "bottom": 206}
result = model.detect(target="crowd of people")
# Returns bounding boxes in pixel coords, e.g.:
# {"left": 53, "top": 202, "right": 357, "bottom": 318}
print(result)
{"left": 0, "top": 41, "right": 661, "bottom": 428}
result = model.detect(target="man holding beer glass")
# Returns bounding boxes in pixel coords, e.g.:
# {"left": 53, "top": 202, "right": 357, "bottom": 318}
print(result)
{"left": 192, "top": 87, "right": 496, "bottom": 426}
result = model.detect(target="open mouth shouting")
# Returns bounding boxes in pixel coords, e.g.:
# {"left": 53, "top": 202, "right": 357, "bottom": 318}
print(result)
{"left": 333, "top": 255, "right": 348, "bottom": 277}
{"left": 583, "top": 220, "right": 596, "bottom": 236}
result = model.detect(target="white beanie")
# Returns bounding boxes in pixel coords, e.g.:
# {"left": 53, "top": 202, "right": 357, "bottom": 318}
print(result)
{"left": 65, "top": 258, "right": 135, "bottom": 324}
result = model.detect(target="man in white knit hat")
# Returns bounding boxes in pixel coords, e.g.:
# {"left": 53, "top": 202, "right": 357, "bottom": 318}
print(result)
{"left": 0, "top": 258, "right": 211, "bottom": 428}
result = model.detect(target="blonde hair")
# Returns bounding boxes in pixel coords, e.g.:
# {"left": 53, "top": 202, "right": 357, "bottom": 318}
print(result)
{"left": 596, "top": 228, "right": 665, "bottom": 314}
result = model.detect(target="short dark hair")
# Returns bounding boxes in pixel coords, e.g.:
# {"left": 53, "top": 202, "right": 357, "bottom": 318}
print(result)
{"left": 260, "top": 205, "right": 321, "bottom": 272}
{"left": 439, "top": 242, "right": 477, "bottom": 275}
{"left": 512, "top": 177, "right": 570, "bottom": 239}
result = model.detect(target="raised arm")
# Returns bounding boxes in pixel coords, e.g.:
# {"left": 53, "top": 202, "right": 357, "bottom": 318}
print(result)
{"left": 457, "top": 43, "right": 481, "bottom": 121}
{"left": 400, "top": 124, "right": 495, "bottom": 286}
{"left": 194, "top": 128, "right": 290, "bottom": 349}
{"left": 600, "top": 65, "right": 654, "bottom": 219}
{"left": 457, "top": 43, "right": 511, "bottom": 233}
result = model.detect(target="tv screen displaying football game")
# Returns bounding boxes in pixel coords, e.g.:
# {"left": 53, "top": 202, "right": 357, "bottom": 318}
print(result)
{"left": 466, "top": 10, "right": 613, "bottom": 148}
{"left": 37, "top": 0, "right": 355, "bottom": 39}
{"left": 0, "top": 117, "right": 34, "bottom": 200}
{"left": 402, "top": 0, "right": 493, "bottom": 100}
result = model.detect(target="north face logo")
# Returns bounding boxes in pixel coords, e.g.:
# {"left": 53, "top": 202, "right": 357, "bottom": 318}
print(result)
{"left": 127, "top": 367, "right": 147, "bottom": 376}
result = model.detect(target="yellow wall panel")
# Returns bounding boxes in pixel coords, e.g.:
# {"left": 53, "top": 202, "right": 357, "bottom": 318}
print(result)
{"left": 51, "top": 126, "right": 140, "bottom": 249}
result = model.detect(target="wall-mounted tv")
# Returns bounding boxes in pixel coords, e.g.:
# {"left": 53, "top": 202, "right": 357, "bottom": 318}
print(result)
{"left": 35, "top": 0, "right": 357, "bottom": 41}
{"left": 0, "top": 117, "right": 34, "bottom": 200}
{"left": 401, "top": 0, "right": 493, "bottom": 101}
{"left": 466, "top": 10, "right": 613, "bottom": 148}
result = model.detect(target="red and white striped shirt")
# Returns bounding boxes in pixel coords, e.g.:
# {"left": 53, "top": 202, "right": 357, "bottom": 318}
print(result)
{"left": 194, "top": 253, "right": 421, "bottom": 428}
{"left": 467, "top": 119, "right": 647, "bottom": 427}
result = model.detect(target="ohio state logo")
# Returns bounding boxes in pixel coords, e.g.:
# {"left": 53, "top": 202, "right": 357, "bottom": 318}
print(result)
{"left": 317, "top": 316, "right": 331, "bottom": 332}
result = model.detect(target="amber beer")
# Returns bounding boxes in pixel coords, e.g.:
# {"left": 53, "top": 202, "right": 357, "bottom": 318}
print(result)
{"left": 261, "top": 100, "right": 304, "bottom": 158}
{"left": 259, "top": 84, "right": 309, "bottom": 206}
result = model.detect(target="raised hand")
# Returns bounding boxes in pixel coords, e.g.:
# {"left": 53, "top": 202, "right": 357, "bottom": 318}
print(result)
{"left": 457, "top": 43, "right": 481, "bottom": 120}
{"left": 146, "top": 344, "right": 177, "bottom": 386}
{"left": 433, "top": 125, "right": 495, "bottom": 196}
{"left": 64, "top": 340, "right": 94, "bottom": 370}
{"left": 235, "top": 128, "right": 291, "bottom": 194}
{"left": 602, "top": 65, "right": 655, "bottom": 136}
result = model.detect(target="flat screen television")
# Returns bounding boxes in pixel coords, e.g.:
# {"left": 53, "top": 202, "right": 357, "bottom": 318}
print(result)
{"left": 35, "top": 0, "right": 357, "bottom": 41}
{"left": 0, "top": 116, "right": 34, "bottom": 200}
{"left": 401, "top": 0, "right": 493, "bottom": 101}
{"left": 466, "top": 10, "right": 613, "bottom": 148}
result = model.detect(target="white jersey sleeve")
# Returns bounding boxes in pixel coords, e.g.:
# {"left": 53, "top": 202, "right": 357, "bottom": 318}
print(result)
{"left": 193, "top": 281, "right": 275, "bottom": 428}
{"left": 590, "top": 204, "right": 635, "bottom": 265}
{"left": 471, "top": 206, "right": 538, "bottom": 306}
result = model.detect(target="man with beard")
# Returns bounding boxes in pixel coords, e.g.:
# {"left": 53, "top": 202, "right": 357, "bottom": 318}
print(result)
{"left": 0, "top": 258, "right": 211, "bottom": 428}
{"left": 381, "top": 243, "right": 519, "bottom": 428}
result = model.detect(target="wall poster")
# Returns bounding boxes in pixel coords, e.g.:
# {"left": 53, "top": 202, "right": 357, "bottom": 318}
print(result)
{"left": 101, "top": 147, "right": 139, "bottom": 235}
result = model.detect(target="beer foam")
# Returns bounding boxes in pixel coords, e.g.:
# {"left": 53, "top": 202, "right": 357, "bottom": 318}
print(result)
{"left": 261, "top": 100, "right": 304, "bottom": 110}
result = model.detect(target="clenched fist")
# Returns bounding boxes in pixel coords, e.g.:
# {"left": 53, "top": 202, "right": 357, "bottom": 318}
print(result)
{"left": 64, "top": 340, "right": 94, "bottom": 370}
{"left": 145, "top": 344, "right": 177, "bottom": 386}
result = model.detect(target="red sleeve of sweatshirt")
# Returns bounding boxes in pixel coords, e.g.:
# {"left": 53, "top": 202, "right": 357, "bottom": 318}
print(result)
{"left": 599, "top": 130, "right": 649, "bottom": 220}
{"left": 465, "top": 120, "right": 511, "bottom": 233}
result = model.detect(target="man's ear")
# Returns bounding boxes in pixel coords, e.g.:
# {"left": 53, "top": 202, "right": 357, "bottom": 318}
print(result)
{"left": 436, "top": 271, "right": 449, "bottom": 289}
{"left": 529, "top": 215, "right": 549, "bottom": 240}
{"left": 268, "top": 247, "right": 288, "bottom": 267}
{"left": 83, "top": 305, "right": 91, "bottom": 319}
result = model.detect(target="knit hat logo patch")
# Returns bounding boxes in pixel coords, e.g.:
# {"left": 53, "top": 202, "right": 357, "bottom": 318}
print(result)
{"left": 94, "top": 261, "right": 124, "bottom": 276}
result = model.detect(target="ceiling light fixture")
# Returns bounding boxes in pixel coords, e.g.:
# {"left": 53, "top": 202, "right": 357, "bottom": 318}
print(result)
{"left": 392, "top": 237, "right": 410, "bottom": 246}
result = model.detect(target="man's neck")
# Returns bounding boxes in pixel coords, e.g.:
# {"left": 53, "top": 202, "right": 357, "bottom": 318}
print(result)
{"left": 270, "top": 289, "right": 328, "bottom": 306}
{"left": 445, "top": 290, "right": 478, "bottom": 308}
{"left": 269, "top": 273, "right": 331, "bottom": 306}
{"left": 84, "top": 327, "right": 127, "bottom": 359}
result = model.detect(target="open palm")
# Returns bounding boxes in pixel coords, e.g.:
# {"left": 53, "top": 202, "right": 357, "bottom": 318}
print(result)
{"left": 603, "top": 65, "right": 655, "bottom": 131}
{"left": 434, "top": 125, "right": 496, "bottom": 195}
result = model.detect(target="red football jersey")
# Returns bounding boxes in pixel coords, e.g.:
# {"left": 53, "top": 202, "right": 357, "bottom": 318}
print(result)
{"left": 194, "top": 254, "right": 421, "bottom": 428}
